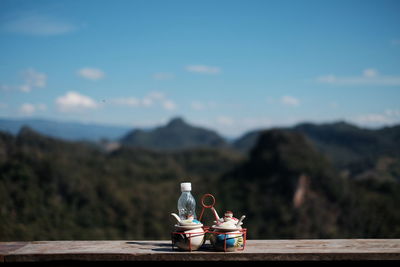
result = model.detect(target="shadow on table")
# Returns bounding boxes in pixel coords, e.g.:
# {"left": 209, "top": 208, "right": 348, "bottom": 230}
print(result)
{"left": 153, "top": 243, "right": 214, "bottom": 252}
{"left": 125, "top": 241, "right": 172, "bottom": 252}
{"left": 125, "top": 241, "right": 215, "bottom": 252}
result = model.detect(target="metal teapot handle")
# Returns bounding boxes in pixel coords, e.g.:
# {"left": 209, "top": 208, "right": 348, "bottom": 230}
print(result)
{"left": 199, "top": 193, "right": 220, "bottom": 222}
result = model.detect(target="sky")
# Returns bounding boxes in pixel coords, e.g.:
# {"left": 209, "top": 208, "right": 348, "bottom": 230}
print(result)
{"left": 1, "top": 0, "right": 400, "bottom": 137}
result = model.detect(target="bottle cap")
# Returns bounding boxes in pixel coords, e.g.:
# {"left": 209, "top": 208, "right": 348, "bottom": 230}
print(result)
{"left": 180, "top": 182, "right": 192, "bottom": 192}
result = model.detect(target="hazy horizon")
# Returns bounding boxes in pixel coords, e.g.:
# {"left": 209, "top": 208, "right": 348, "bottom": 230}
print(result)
{"left": 1, "top": 114, "right": 398, "bottom": 140}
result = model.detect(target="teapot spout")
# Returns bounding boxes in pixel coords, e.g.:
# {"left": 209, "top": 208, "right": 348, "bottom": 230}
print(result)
{"left": 211, "top": 207, "right": 220, "bottom": 221}
{"left": 170, "top": 213, "right": 181, "bottom": 223}
{"left": 236, "top": 215, "right": 246, "bottom": 226}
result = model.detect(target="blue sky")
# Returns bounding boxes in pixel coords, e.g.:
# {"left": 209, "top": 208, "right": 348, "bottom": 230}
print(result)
{"left": 1, "top": 0, "right": 400, "bottom": 137}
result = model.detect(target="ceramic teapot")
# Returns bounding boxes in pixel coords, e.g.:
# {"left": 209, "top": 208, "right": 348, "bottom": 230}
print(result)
{"left": 209, "top": 210, "right": 246, "bottom": 252}
{"left": 212, "top": 210, "right": 246, "bottom": 229}
{"left": 170, "top": 213, "right": 205, "bottom": 251}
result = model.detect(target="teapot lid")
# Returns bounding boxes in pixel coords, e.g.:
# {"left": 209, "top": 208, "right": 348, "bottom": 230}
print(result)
{"left": 179, "top": 218, "right": 202, "bottom": 226}
{"left": 175, "top": 218, "right": 203, "bottom": 230}
{"left": 211, "top": 220, "right": 239, "bottom": 231}
{"left": 174, "top": 223, "right": 204, "bottom": 231}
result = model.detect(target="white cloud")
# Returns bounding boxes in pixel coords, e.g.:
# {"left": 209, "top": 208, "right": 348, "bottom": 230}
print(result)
{"left": 1, "top": 14, "right": 76, "bottom": 36}
{"left": 111, "top": 97, "right": 141, "bottom": 107}
{"left": 77, "top": 68, "right": 105, "bottom": 81}
{"left": 281, "top": 95, "right": 300, "bottom": 107}
{"left": 19, "top": 103, "right": 47, "bottom": 116}
{"left": 316, "top": 69, "right": 400, "bottom": 86}
{"left": 1, "top": 68, "right": 47, "bottom": 93}
{"left": 162, "top": 100, "right": 177, "bottom": 110}
{"left": 20, "top": 68, "right": 47, "bottom": 92}
{"left": 110, "top": 91, "right": 176, "bottom": 111}
{"left": 185, "top": 65, "right": 221, "bottom": 74}
{"left": 363, "top": 68, "right": 378, "bottom": 78}
{"left": 19, "top": 103, "right": 36, "bottom": 116}
{"left": 216, "top": 116, "right": 235, "bottom": 126}
{"left": 141, "top": 97, "right": 153, "bottom": 107}
{"left": 56, "top": 91, "right": 98, "bottom": 112}
{"left": 350, "top": 109, "right": 400, "bottom": 126}
{"left": 354, "top": 114, "right": 390, "bottom": 124}
{"left": 152, "top": 72, "right": 174, "bottom": 80}
{"left": 385, "top": 109, "right": 400, "bottom": 117}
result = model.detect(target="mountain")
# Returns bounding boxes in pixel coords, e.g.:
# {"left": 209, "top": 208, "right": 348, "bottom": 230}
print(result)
{"left": 1, "top": 126, "right": 400, "bottom": 241}
{"left": 231, "top": 129, "right": 261, "bottom": 153}
{"left": 218, "top": 129, "right": 400, "bottom": 239}
{"left": 0, "top": 118, "right": 131, "bottom": 141}
{"left": 120, "top": 117, "right": 228, "bottom": 150}
{"left": 233, "top": 121, "right": 400, "bottom": 155}
{"left": 233, "top": 121, "right": 400, "bottom": 175}
{"left": 219, "top": 129, "right": 345, "bottom": 238}
{"left": 0, "top": 126, "right": 242, "bottom": 241}
{"left": 292, "top": 121, "right": 400, "bottom": 167}
{"left": 3, "top": 117, "right": 400, "bottom": 182}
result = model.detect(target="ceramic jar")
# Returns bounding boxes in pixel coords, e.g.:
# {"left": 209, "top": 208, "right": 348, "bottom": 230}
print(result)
{"left": 209, "top": 227, "right": 244, "bottom": 252}
{"left": 171, "top": 214, "right": 205, "bottom": 251}
{"left": 209, "top": 213, "right": 246, "bottom": 252}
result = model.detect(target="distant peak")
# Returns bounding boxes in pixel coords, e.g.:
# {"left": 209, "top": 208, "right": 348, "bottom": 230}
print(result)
{"left": 166, "top": 117, "right": 187, "bottom": 127}
{"left": 331, "top": 121, "right": 356, "bottom": 128}
{"left": 18, "top": 125, "right": 39, "bottom": 136}
{"left": 295, "top": 120, "right": 357, "bottom": 129}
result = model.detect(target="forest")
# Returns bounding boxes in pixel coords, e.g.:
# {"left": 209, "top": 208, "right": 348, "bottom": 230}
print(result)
{"left": 1, "top": 119, "right": 400, "bottom": 241}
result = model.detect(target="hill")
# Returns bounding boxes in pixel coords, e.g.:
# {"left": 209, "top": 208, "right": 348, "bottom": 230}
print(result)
{"left": 233, "top": 121, "right": 400, "bottom": 181}
{"left": 292, "top": 122, "right": 400, "bottom": 166}
{"left": 219, "top": 129, "right": 400, "bottom": 238}
{"left": 120, "top": 117, "right": 228, "bottom": 150}
{"left": 219, "top": 129, "right": 346, "bottom": 238}
{"left": 233, "top": 121, "right": 400, "bottom": 157}
{"left": 1, "top": 126, "right": 400, "bottom": 241}
{"left": 0, "top": 127, "right": 242, "bottom": 241}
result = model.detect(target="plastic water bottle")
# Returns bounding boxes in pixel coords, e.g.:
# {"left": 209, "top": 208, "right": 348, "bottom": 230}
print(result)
{"left": 178, "top": 182, "right": 197, "bottom": 220}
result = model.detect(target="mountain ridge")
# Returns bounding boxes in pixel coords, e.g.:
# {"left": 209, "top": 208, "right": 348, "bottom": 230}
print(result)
{"left": 119, "top": 117, "right": 228, "bottom": 150}
{"left": 2, "top": 117, "right": 399, "bottom": 159}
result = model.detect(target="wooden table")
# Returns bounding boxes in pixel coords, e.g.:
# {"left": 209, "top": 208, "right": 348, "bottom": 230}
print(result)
{"left": 1, "top": 239, "right": 400, "bottom": 262}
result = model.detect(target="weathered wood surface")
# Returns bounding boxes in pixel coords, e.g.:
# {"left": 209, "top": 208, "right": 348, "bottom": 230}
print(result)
{"left": 1, "top": 239, "right": 400, "bottom": 262}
